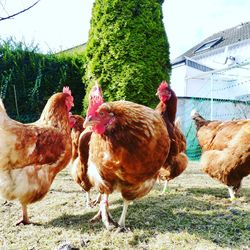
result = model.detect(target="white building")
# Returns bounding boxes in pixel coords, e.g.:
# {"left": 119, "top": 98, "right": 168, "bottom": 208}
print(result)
{"left": 171, "top": 22, "right": 250, "bottom": 102}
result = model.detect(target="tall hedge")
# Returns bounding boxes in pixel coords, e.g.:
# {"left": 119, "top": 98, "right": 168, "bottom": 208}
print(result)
{"left": 83, "top": 0, "right": 171, "bottom": 110}
{"left": 0, "top": 39, "right": 86, "bottom": 121}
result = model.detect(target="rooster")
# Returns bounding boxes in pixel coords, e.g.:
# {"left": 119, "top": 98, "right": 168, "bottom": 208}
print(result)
{"left": 191, "top": 110, "right": 250, "bottom": 200}
{"left": 155, "top": 81, "right": 188, "bottom": 193}
{"left": 79, "top": 83, "right": 170, "bottom": 231}
{"left": 0, "top": 87, "right": 74, "bottom": 225}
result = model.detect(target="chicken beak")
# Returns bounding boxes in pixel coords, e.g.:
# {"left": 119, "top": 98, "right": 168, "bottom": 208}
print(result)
{"left": 83, "top": 117, "right": 90, "bottom": 128}
{"left": 83, "top": 116, "right": 96, "bottom": 128}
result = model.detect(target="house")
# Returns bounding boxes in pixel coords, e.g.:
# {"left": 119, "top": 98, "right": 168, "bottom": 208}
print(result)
{"left": 56, "top": 43, "right": 86, "bottom": 55}
{"left": 171, "top": 22, "right": 250, "bottom": 159}
{"left": 171, "top": 22, "right": 250, "bottom": 101}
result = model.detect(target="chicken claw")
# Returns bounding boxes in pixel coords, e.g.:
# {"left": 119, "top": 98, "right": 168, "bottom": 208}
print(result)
{"left": 115, "top": 226, "right": 131, "bottom": 234}
{"left": 87, "top": 193, "right": 102, "bottom": 208}
{"left": 16, "top": 219, "right": 31, "bottom": 226}
{"left": 89, "top": 210, "right": 101, "bottom": 223}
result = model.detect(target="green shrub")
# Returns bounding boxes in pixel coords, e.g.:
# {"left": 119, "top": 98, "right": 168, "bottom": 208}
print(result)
{"left": 0, "top": 38, "right": 86, "bottom": 121}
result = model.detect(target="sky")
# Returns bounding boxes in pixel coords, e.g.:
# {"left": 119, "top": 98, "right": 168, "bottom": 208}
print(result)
{"left": 1, "top": 0, "right": 250, "bottom": 61}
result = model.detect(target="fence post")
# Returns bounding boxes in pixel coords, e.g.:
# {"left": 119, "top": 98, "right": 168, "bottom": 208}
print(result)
{"left": 13, "top": 84, "right": 19, "bottom": 118}
{"left": 210, "top": 73, "right": 214, "bottom": 120}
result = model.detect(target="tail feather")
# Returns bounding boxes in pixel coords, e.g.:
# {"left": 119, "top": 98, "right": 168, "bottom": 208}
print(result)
{"left": 191, "top": 109, "right": 210, "bottom": 130}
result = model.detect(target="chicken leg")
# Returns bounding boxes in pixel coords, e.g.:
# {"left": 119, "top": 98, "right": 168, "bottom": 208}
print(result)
{"left": 228, "top": 184, "right": 241, "bottom": 202}
{"left": 161, "top": 180, "right": 169, "bottom": 194}
{"left": 16, "top": 204, "right": 30, "bottom": 226}
{"left": 116, "top": 199, "right": 130, "bottom": 232}
{"left": 89, "top": 194, "right": 118, "bottom": 230}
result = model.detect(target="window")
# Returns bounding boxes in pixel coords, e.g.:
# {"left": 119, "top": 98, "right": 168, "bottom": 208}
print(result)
{"left": 194, "top": 37, "right": 223, "bottom": 53}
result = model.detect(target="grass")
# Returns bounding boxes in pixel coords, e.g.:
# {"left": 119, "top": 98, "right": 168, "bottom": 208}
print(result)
{"left": 0, "top": 161, "right": 249, "bottom": 250}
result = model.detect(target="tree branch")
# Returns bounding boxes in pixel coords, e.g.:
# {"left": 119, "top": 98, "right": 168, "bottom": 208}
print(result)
{"left": 0, "top": 0, "right": 40, "bottom": 21}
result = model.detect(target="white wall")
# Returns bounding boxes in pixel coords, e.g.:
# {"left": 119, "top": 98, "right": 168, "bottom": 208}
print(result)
{"left": 170, "top": 63, "right": 186, "bottom": 96}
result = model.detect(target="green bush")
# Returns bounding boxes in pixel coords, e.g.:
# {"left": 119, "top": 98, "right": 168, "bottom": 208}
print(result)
{"left": 83, "top": 0, "right": 171, "bottom": 111}
{"left": 0, "top": 39, "right": 86, "bottom": 122}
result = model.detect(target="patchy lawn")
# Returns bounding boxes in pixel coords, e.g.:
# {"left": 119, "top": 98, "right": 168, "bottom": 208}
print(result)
{"left": 0, "top": 161, "right": 249, "bottom": 250}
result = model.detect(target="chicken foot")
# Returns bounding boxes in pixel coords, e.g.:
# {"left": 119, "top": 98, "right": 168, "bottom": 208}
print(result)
{"left": 86, "top": 193, "right": 102, "bottom": 208}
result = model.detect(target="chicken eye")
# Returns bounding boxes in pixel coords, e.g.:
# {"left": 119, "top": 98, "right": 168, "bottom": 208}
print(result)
{"left": 99, "top": 111, "right": 105, "bottom": 117}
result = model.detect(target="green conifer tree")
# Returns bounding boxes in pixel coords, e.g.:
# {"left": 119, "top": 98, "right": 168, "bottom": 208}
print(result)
{"left": 84, "top": 0, "right": 171, "bottom": 110}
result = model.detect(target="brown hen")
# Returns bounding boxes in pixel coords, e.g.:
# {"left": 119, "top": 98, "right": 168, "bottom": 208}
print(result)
{"left": 155, "top": 81, "right": 188, "bottom": 193}
{"left": 0, "top": 87, "right": 74, "bottom": 225}
{"left": 192, "top": 110, "right": 250, "bottom": 200}
{"left": 79, "top": 83, "right": 170, "bottom": 231}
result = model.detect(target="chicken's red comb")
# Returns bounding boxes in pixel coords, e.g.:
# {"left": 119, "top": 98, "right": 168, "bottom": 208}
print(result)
{"left": 63, "top": 86, "right": 72, "bottom": 96}
{"left": 86, "top": 82, "right": 104, "bottom": 117}
{"left": 157, "top": 81, "right": 169, "bottom": 91}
